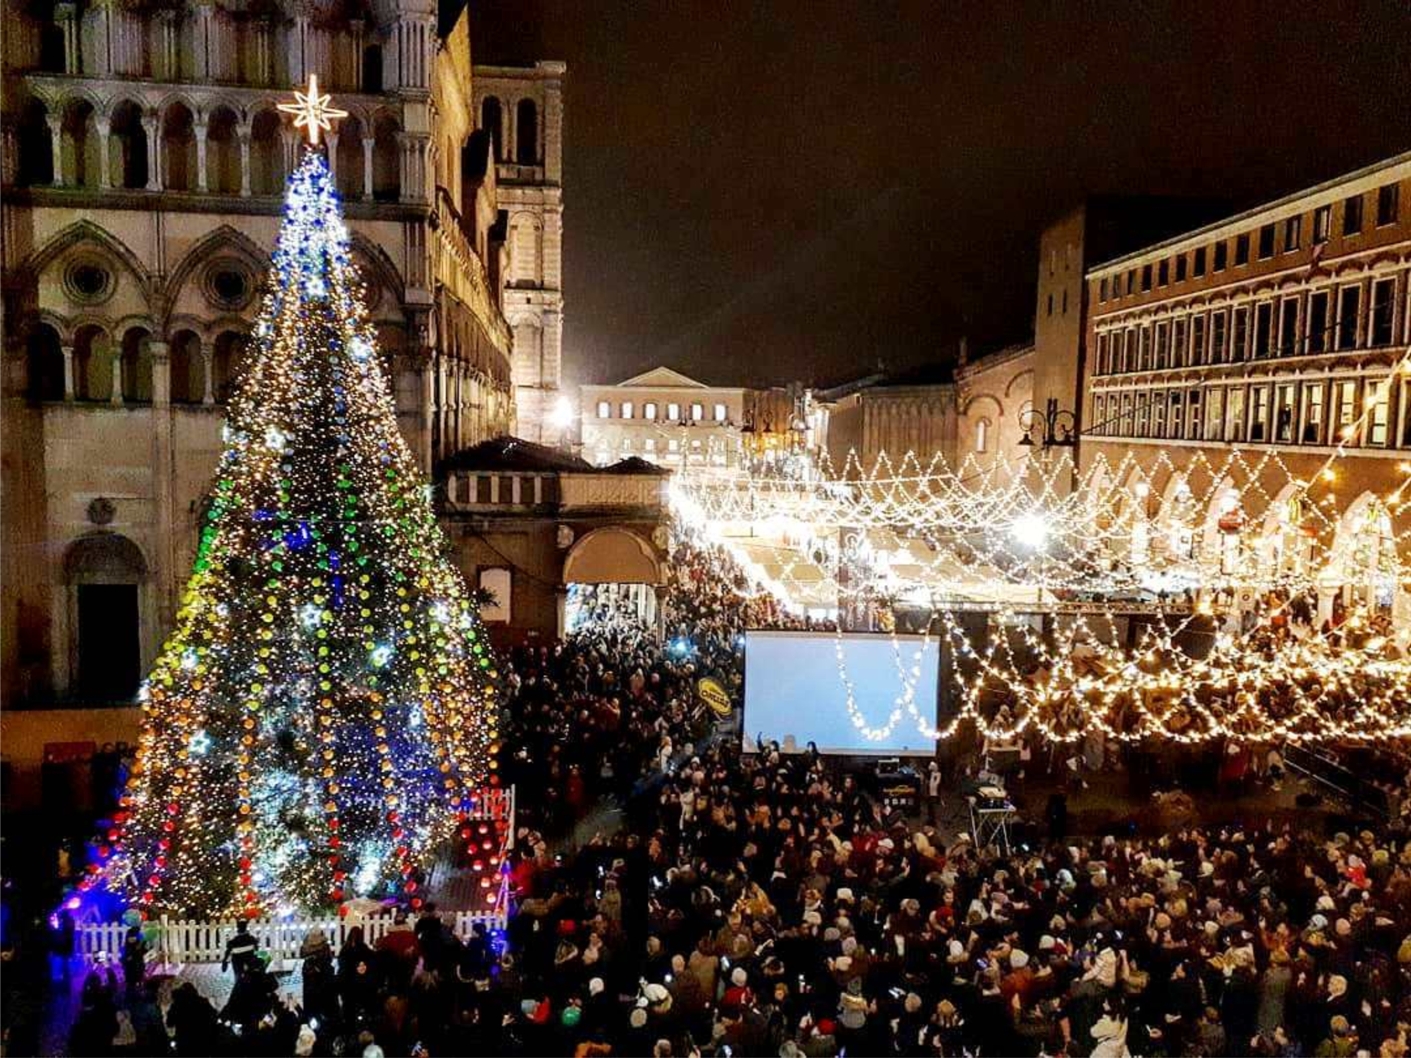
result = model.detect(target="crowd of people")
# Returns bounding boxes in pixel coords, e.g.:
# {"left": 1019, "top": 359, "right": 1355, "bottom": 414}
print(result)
{"left": 18, "top": 536, "right": 1411, "bottom": 1058}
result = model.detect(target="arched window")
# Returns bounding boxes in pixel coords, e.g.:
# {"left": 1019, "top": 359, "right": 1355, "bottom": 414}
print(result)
{"left": 213, "top": 330, "right": 246, "bottom": 402}
{"left": 515, "top": 99, "right": 537, "bottom": 165}
{"left": 120, "top": 327, "right": 153, "bottom": 402}
{"left": 27, "top": 323, "right": 64, "bottom": 401}
{"left": 509, "top": 214, "right": 541, "bottom": 286}
{"left": 169, "top": 329, "right": 203, "bottom": 403}
{"left": 62, "top": 98, "right": 101, "bottom": 188}
{"left": 361, "top": 43, "right": 383, "bottom": 93}
{"left": 108, "top": 100, "right": 148, "bottom": 188}
{"left": 39, "top": 22, "right": 66, "bottom": 73}
{"left": 72, "top": 323, "right": 112, "bottom": 401}
{"left": 974, "top": 417, "right": 990, "bottom": 453}
{"left": 481, "top": 97, "right": 503, "bottom": 161}
{"left": 65, "top": 533, "right": 146, "bottom": 702}
{"left": 162, "top": 102, "right": 197, "bottom": 191}
{"left": 371, "top": 113, "right": 400, "bottom": 201}
{"left": 248, "top": 109, "right": 283, "bottom": 195}
{"left": 335, "top": 113, "right": 365, "bottom": 199}
{"left": 205, "top": 106, "right": 240, "bottom": 193}
{"left": 18, "top": 99, "right": 54, "bottom": 186}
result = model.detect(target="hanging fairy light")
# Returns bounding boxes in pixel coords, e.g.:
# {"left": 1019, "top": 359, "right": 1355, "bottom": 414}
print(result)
{"left": 672, "top": 338, "right": 1411, "bottom": 746}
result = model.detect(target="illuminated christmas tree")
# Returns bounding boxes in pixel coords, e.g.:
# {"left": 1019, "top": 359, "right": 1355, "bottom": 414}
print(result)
{"left": 90, "top": 86, "right": 499, "bottom": 919}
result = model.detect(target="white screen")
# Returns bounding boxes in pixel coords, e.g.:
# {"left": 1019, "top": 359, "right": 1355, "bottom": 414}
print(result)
{"left": 742, "top": 631, "right": 939, "bottom": 755}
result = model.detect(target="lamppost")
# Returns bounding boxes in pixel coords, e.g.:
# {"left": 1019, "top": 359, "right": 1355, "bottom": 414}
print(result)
{"left": 1017, "top": 397, "right": 1077, "bottom": 449}
{"left": 547, "top": 394, "right": 576, "bottom": 451}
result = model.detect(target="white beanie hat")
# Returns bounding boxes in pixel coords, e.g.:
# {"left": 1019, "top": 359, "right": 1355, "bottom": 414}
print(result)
{"left": 1010, "top": 949, "right": 1030, "bottom": 969}
{"left": 731, "top": 966, "right": 747, "bottom": 986}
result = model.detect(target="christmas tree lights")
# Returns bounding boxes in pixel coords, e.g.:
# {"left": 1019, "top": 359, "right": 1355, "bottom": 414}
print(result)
{"left": 85, "top": 121, "right": 499, "bottom": 919}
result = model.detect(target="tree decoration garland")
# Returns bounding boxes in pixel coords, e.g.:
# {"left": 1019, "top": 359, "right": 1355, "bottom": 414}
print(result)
{"left": 83, "top": 137, "right": 498, "bottom": 919}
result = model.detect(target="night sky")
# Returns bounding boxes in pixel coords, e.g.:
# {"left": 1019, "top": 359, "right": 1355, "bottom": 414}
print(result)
{"left": 470, "top": 1, "right": 1411, "bottom": 390}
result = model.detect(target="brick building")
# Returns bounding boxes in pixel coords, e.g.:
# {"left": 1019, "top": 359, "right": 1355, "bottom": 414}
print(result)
{"left": 1081, "top": 152, "right": 1411, "bottom": 621}
{"left": 472, "top": 61, "right": 565, "bottom": 444}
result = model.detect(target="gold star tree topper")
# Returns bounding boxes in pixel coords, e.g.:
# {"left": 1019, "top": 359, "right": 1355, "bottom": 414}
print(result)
{"left": 278, "top": 74, "right": 348, "bottom": 146}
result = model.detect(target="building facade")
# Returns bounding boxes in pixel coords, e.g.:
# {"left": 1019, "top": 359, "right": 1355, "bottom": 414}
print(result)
{"left": 580, "top": 366, "right": 747, "bottom": 470}
{"left": 438, "top": 437, "right": 669, "bottom": 645}
{"left": 811, "top": 347, "right": 1034, "bottom": 476}
{"left": 0, "top": 0, "right": 560, "bottom": 710}
{"left": 1082, "top": 152, "right": 1411, "bottom": 619}
{"left": 472, "top": 61, "right": 565, "bottom": 444}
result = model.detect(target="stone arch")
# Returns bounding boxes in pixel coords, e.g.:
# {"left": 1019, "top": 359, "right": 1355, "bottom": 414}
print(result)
{"left": 362, "top": 41, "right": 383, "bottom": 93}
{"left": 481, "top": 96, "right": 503, "bottom": 160}
{"left": 212, "top": 329, "right": 247, "bottom": 402}
{"left": 961, "top": 392, "right": 1003, "bottom": 418}
{"left": 335, "top": 111, "right": 365, "bottom": 199}
{"left": 60, "top": 96, "right": 101, "bottom": 188}
{"left": 169, "top": 329, "right": 204, "bottom": 403}
{"left": 72, "top": 322, "right": 113, "bottom": 401}
{"left": 371, "top": 111, "right": 401, "bottom": 201}
{"left": 515, "top": 98, "right": 538, "bottom": 165}
{"left": 120, "top": 324, "right": 154, "bottom": 402}
{"left": 563, "top": 527, "right": 663, "bottom": 586}
{"left": 64, "top": 532, "right": 147, "bottom": 702}
{"left": 162, "top": 224, "right": 267, "bottom": 324}
{"left": 349, "top": 234, "right": 405, "bottom": 306}
{"left": 17, "top": 97, "right": 54, "bottom": 186}
{"left": 1004, "top": 368, "right": 1034, "bottom": 399}
{"left": 108, "top": 98, "right": 149, "bottom": 188}
{"left": 1259, "top": 481, "right": 1320, "bottom": 579}
{"left": 1328, "top": 491, "right": 1398, "bottom": 613}
{"left": 26, "top": 322, "right": 65, "bottom": 401}
{"left": 1116, "top": 461, "right": 1155, "bottom": 565}
{"left": 25, "top": 221, "right": 151, "bottom": 303}
{"left": 64, "top": 531, "right": 148, "bottom": 580}
{"left": 248, "top": 107, "right": 284, "bottom": 195}
{"left": 205, "top": 104, "right": 241, "bottom": 193}
{"left": 161, "top": 99, "right": 198, "bottom": 191}
{"left": 1199, "top": 475, "right": 1245, "bottom": 574}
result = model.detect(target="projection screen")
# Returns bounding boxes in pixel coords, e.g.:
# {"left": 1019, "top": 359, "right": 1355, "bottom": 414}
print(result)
{"left": 742, "top": 630, "right": 940, "bottom": 755}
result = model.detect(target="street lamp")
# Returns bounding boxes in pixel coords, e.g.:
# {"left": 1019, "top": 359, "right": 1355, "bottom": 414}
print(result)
{"left": 548, "top": 395, "right": 575, "bottom": 450}
{"left": 1018, "top": 397, "right": 1078, "bottom": 448}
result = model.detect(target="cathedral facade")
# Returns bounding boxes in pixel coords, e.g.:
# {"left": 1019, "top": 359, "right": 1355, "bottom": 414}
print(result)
{"left": 0, "top": 0, "right": 563, "bottom": 708}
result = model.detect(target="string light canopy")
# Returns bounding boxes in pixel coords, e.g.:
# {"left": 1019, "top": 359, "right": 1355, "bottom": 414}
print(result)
{"left": 673, "top": 347, "right": 1411, "bottom": 745}
{"left": 78, "top": 88, "right": 499, "bottom": 920}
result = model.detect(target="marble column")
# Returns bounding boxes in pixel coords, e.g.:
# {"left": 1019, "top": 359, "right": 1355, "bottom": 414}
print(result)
{"left": 148, "top": 338, "right": 176, "bottom": 622}
{"left": 141, "top": 114, "right": 160, "bottom": 190}
{"left": 47, "top": 114, "right": 64, "bottom": 186}
{"left": 61, "top": 344, "right": 75, "bottom": 400}
{"left": 238, "top": 125, "right": 251, "bottom": 196}
{"left": 110, "top": 350, "right": 124, "bottom": 405}
{"left": 362, "top": 136, "right": 374, "bottom": 200}
{"left": 95, "top": 117, "right": 111, "bottom": 188}
{"left": 200, "top": 342, "right": 215, "bottom": 404}
{"left": 194, "top": 117, "right": 208, "bottom": 192}
{"left": 325, "top": 130, "right": 338, "bottom": 185}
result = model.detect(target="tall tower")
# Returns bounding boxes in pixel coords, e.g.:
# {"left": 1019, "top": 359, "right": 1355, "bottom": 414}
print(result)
{"left": 472, "top": 60, "right": 566, "bottom": 443}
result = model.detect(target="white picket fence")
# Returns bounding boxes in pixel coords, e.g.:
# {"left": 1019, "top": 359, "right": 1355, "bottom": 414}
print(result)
{"left": 76, "top": 907, "right": 507, "bottom": 967}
